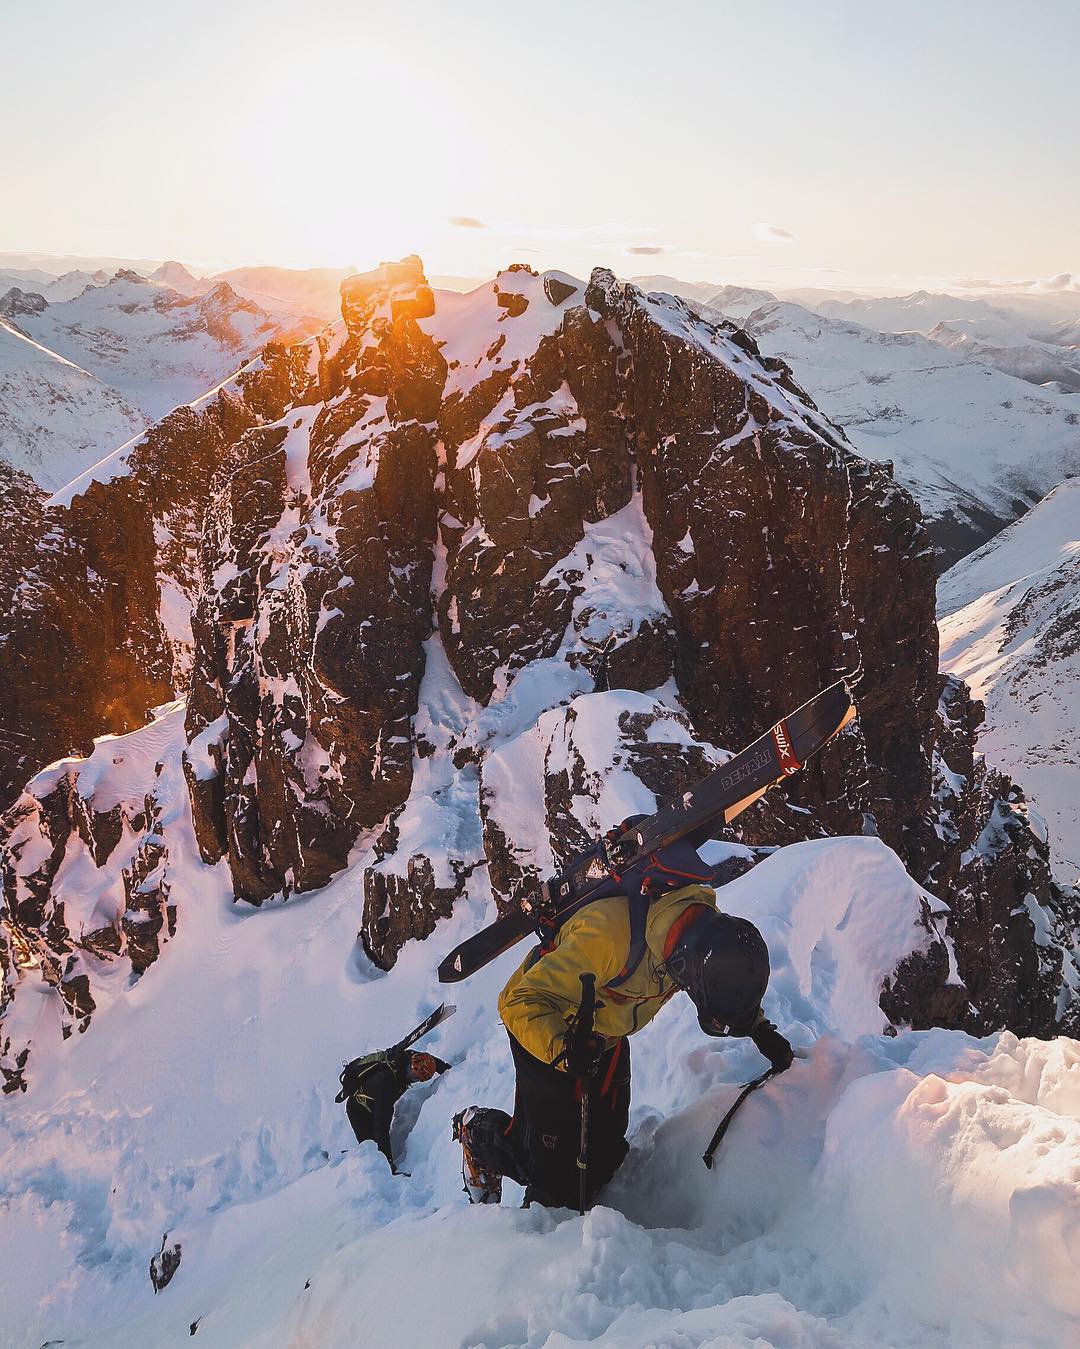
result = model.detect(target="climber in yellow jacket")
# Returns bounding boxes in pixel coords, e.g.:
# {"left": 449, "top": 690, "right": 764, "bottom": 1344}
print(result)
{"left": 453, "top": 881, "right": 793, "bottom": 1208}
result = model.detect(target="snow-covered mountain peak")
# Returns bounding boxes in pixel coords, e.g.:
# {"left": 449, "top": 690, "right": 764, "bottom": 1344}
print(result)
{"left": 111, "top": 265, "right": 151, "bottom": 286}
{"left": 151, "top": 259, "right": 203, "bottom": 290}
{"left": 6, "top": 269, "right": 319, "bottom": 426}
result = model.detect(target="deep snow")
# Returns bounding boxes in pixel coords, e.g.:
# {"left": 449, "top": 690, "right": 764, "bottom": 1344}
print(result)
{"left": 2, "top": 706, "right": 1079, "bottom": 1348}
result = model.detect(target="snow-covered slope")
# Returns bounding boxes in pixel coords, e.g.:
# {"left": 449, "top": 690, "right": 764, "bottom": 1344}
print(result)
{"left": 1047, "top": 316, "right": 1080, "bottom": 348}
{"left": 926, "top": 318, "right": 1080, "bottom": 391}
{"left": 11, "top": 271, "right": 305, "bottom": 421}
{"left": 803, "top": 290, "right": 1080, "bottom": 391}
{"left": 939, "top": 477, "right": 1080, "bottom": 884}
{"left": 0, "top": 316, "right": 146, "bottom": 489}
{"left": 719, "top": 299, "right": 1080, "bottom": 566}
{"left": 0, "top": 700, "right": 1077, "bottom": 1347}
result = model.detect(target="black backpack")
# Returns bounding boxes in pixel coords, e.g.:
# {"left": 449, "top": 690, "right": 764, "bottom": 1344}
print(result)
{"left": 334, "top": 1048, "right": 401, "bottom": 1104}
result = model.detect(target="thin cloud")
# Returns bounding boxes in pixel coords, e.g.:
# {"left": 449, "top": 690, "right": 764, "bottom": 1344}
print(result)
{"left": 624, "top": 244, "right": 669, "bottom": 256}
{"left": 754, "top": 223, "right": 797, "bottom": 243}
{"left": 953, "top": 272, "right": 1078, "bottom": 294}
{"left": 461, "top": 218, "right": 659, "bottom": 243}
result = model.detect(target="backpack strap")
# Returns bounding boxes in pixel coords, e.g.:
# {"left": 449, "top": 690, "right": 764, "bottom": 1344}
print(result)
{"left": 605, "top": 883, "right": 650, "bottom": 989}
{"left": 335, "top": 1049, "right": 393, "bottom": 1104}
{"left": 534, "top": 838, "right": 718, "bottom": 992}
{"left": 606, "top": 840, "right": 718, "bottom": 990}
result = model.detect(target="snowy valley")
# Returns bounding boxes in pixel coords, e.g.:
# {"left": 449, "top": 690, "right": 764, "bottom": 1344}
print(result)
{"left": 1, "top": 257, "right": 1079, "bottom": 1349}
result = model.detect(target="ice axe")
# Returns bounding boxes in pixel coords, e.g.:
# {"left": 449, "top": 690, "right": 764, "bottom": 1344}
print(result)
{"left": 702, "top": 1047, "right": 807, "bottom": 1169}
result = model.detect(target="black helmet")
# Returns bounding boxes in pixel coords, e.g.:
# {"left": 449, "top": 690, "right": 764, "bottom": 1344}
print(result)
{"left": 666, "top": 909, "right": 770, "bottom": 1035}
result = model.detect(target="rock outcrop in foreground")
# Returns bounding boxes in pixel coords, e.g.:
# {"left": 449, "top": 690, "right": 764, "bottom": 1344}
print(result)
{"left": 2, "top": 258, "right": 1076, "bottom": 1089}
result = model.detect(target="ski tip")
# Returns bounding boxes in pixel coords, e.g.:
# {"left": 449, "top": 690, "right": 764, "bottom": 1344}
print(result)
{"left": 437, "top": 954, "right": 464, "bottom": 984}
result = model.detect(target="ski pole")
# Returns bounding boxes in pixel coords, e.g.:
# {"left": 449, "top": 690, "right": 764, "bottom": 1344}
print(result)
{"left": 575, "top": 973, "right": 597, "bottom": 1215}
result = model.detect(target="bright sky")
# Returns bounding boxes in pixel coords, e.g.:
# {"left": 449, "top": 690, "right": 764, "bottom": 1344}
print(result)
{"left": 3, "top": 0, "right": 1078, "bottom": 290}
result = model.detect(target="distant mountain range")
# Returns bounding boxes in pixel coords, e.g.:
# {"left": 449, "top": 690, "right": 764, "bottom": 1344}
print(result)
{"left": 810, "top": 290, "right": 1080, "bottom": 392}
{"left": 0, "top": 315, "right": 145, "bottom": 491}
{"left": 699, "top": 294, "right": 1080, "bottom": 568}
{"left": 939, "top": 476, "right": 1080, "bottom": 885}
{"left": 8, "top": 269, "right": 315, "bottom": 420}
{"left": 0, "top": 269, "right": 323, "bottom": 490}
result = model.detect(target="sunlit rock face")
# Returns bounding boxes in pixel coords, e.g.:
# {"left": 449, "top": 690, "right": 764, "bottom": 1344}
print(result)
{"left": 1, "top": 257, "right": 1076, "bottom": 1089}
{"left": 0, "top": 348, "right": 308, "bottom": 809}
{"left": 184, "top": 256, "right": 445, "bottom": 901}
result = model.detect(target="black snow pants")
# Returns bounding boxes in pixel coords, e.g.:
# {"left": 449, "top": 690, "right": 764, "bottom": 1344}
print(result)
{"left": 345, "top": 1063, "right": 403, "bottom": 1172}
{"left": 472, "top": 1031, "right": 631, "bottom": 1209}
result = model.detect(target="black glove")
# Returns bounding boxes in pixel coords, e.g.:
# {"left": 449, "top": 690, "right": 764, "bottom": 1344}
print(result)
{"left": 559, "top": 1029, "right": 606, "bottom": 1078}
{"left": 751, "top": 1020, "right": 794, "bottom": 1073}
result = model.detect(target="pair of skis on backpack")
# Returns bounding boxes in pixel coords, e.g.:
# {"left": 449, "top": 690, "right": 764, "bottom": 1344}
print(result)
{"left": 438, "top": 680, "right": 856, "bottom": 984}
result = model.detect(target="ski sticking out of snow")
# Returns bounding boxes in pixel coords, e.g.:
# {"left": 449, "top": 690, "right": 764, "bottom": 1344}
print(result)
{"left": 437, "top": 681, "right": 856, "bottom": 984}
{"left": 392, "top": 1003, "right": 457, "bottom": 1053}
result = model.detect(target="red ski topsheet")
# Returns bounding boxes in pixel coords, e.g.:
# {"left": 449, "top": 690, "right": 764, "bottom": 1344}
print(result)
{"left": 771, "top": 718, "right": 801, "bottom": 775}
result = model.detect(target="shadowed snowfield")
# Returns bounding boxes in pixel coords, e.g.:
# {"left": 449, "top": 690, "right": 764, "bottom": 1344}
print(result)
{"left": 1, "top": 712, "right": 1078, "bottom": 1348}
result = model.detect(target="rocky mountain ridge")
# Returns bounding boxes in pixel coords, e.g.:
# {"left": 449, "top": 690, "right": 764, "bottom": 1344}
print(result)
{"left": 710, "top": 297, "right": 1080, "bottom": 568}
{"left": 1, "top": 258, "right": 1076, "bottom": 1093}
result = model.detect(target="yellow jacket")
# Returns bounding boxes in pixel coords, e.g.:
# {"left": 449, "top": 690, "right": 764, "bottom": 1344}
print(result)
{"left": 498, "top": 884, "right": 717, "bottom": 1067}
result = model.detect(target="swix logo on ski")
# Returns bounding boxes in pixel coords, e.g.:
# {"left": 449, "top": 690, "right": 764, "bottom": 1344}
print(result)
{"left": 771, "top": 719, "right": 801, "bottom": 775}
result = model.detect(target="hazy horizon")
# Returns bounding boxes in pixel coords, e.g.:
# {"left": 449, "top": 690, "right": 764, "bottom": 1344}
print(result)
{"left": 6, "top": 247, "right": 1080, "bottom": 309}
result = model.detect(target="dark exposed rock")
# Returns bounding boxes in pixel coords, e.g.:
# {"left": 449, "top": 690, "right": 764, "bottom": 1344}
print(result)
{"left": 915, "top": 677, "right": 1080, "bottom": 1035}
{"left": 0, "top": 286, "right": 48, "bottom": 317}
{"left": 150, "top": 1233, "right": 182, "bottom": 1292}
{"left": 183, "top": 260, "right": 445, "bottom": 905}
{"left": 361, "top": 854, "right": 480, "bottom": 971}
{"left": 881, "top": 937, "right": 971, "bottom": 1031}
{"left": 543, "top": 276, "right": 579, "bottom": 307}
{"left": 0, "top": 706, "right": 187, "bottom": 1085}
{"left": 0, "top": 386, "right": 267, "bottom": 808}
